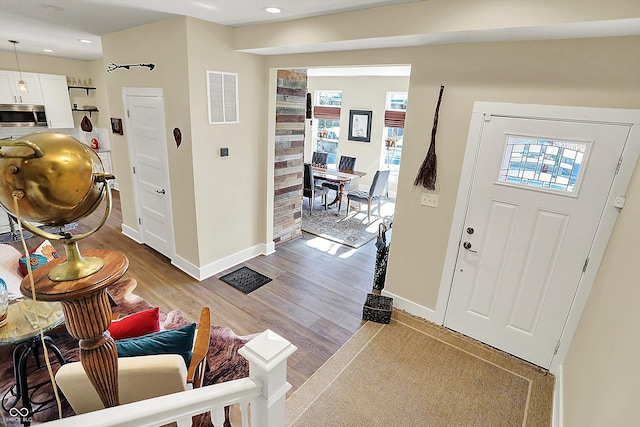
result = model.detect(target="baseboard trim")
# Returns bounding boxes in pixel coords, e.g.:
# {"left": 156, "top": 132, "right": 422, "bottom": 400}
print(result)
{"left": 121, "top": 223, "right": 142, "bottom": 243}
{"left": 173, "top": 243, "right": 273, "bottom": 281}
{"left": 553, "top": 364, "right": 563, "bottom": 427}
{"left": 381, "top": 290, "right": 440, "bottom": 324}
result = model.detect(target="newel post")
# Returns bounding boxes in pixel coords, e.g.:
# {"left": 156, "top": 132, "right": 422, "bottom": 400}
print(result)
{"left": 238, "top": 330, "right": 297, "bottom": 427}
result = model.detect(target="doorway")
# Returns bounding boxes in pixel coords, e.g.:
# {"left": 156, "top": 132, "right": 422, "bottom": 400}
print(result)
{"left": 441, "top": 102, "right": 640, "bottom": 370}
{"left": 122, "top": 87, "right": 175, "bottom": 260}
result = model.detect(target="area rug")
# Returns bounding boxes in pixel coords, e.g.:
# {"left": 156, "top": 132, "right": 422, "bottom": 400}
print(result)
{"left": 286, "top": 310, "right": 555, "bottom": 427}
{"left": 219, "top": 266, "right": 272, "bottom": 294}
{"left": 301, "top": 197, "right": 394, "bottom": 248}
{"left": 0, "top": 278, "right": 257, "bottom": 427}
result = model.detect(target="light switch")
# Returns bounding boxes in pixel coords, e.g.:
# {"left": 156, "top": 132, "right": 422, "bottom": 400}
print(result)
{"left": 421, "top": 193, "right": 439, "bottom": 208}
{"left": 220, "top": 147, "right": 229, "bottom": 157}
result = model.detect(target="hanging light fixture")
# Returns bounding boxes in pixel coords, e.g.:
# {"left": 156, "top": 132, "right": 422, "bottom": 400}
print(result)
{"left": 9, "top": 40, "right": 28, "bottom": 94}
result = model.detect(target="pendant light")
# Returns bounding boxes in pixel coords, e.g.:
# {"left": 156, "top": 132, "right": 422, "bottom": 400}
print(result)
{"left": 9, "top": 40, "right": 28, "bottom": 94}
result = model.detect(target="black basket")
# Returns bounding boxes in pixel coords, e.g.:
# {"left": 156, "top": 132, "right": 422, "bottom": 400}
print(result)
{"left": 362, "top": 293, "right": 393, "bottom": 324}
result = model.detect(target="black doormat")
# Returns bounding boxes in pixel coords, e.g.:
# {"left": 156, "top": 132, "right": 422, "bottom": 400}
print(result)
{"left": 219, "top": 266, "right": 272, "bottom": 294}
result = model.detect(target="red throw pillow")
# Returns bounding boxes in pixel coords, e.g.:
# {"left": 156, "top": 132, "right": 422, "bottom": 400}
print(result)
{"left": 108, "top": 307, "right": 160, "bottom": 340}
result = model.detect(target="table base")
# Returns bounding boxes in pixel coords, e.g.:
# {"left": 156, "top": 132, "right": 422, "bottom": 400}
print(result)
{"left": 2, "top": 335, "right": 66, "bottom": 426}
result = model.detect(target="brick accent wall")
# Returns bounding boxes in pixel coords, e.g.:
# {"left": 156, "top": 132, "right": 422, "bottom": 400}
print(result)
{"left": 273, "top": 69, "right": 307, "bottom": 245}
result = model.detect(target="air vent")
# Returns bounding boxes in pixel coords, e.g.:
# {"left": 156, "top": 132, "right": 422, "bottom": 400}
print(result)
{"left": 207, "top": 71, "right": 238, "bottom": 124}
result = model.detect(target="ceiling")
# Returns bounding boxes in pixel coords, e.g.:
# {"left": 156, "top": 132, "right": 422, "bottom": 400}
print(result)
{"left": 1, "top": 0, "right": 640, "bottom": 62}
{"left": 0, "top": 0, "right": 422, "bottom": 61}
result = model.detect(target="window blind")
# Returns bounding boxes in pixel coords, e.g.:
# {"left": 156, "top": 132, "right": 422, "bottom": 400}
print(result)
{"left": 384, "top": 110, "right": 406, "bottom": 128}
{"left": 313, "top": 106, "right": 341, "bottom": 120}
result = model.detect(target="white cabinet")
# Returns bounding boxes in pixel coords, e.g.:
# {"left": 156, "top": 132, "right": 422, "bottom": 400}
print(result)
{"left": 0, "top": 212, "right": 11, "bottom": 235}
{"left": 0, "top": 70, "right": 43, "bottom": 104}
{"left": 97, "top": 151, "right": 117, "bottom": 189}
{"left": 39, "top": 74, "right": 74, "bottom": 128}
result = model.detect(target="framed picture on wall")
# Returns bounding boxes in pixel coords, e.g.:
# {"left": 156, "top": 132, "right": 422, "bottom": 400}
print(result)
{"left": 110, "top": 118, "right": 123, "bottom": 135}
{"left": 348, "top": 110, "right": 372, "bottom": 142}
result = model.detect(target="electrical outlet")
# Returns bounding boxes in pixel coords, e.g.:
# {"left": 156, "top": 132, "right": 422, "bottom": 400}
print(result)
{"left": 421, "top": 193, "right": 439, "bottom": 208}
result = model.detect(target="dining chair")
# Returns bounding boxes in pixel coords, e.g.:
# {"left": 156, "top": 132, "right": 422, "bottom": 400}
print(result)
{"left": 322, "top": 156, "right": 357, "bottom": 207}
{"left": 346, "top": 169, "right": 390, "bottom": 222}
{"left": 303, "top": 163, "right": 329, "bottom": 214}
{"left": 311, "top": 151, "right": 328, "bottom": 168}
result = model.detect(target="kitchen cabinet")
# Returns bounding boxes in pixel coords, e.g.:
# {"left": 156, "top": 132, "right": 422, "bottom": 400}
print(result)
{"left": 39, "top": 74, "right": 74, "bottom": 128}
{"left": 0, "top": 212, "right": 11, "bottom": 235}
{"left": 97, "top": 151, "right": 117, "bottom": 189}
{"left": 0, "top": 70, "right": 43, "bottom": 104}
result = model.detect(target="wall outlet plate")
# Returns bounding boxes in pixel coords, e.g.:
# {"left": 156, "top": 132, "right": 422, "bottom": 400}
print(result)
{"left": 421, "top": 193, "right": 439, "bottom": 207}
{"left": 220, "top": 147, "right": 229, "bottom": 157}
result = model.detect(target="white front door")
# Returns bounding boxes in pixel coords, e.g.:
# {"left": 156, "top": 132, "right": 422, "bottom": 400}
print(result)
{"left": 445, "top": 112, "right": 632, "bottom": 368}
{"left": 123, "top": 89, "right": 174, "bottom": 259}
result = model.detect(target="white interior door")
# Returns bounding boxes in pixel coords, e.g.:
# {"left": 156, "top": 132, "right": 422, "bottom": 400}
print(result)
{"left": 123, "top": 89, "right": 174, "bottom": 259}
{"left": 445, "top": 114, "right": 631, "bottom": 368}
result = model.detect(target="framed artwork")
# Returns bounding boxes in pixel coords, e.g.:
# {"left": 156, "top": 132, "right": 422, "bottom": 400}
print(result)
{"left": 111, "top": 118, "right": 123, "bottom": 135}
{"left": 348, "top": 110, "right": 372, "bottom": 142}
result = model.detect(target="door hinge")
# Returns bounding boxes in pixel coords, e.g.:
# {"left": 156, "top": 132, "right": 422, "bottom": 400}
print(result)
{"left": 554, "top": 341, "right": 561, "bottom": 355}
{"left": 615, "top": 156, "right": 623, "bottom": 174}
{"left": 582, "top": 257, "right": 589, "bottom": 273}
{"left": 132, "top": 166, "right": 136, "bottom": 174}
{"left": 127, "top": 110, "right": 130, "bottom": 118}
{"left": 138, "top": 217, "right": 141, "bottom": 225}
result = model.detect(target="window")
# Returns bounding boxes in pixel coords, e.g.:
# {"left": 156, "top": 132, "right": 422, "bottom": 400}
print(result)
{"left": 207, "top": 71, "right": 239, "bottom": 124}
{"left": 313, "top": 90, "right": 342, "bottom": 166}
{"left": 498, "top": 136, "right": 587, "bottom": 193}
{"left": 382, "top": 92, "right": 408, "bottom": 181}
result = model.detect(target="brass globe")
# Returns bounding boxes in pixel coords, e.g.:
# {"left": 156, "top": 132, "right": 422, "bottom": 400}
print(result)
{"left": 0, "top": 132, "right": 115, "bottom": 281}
{"left": 0, "top": 132, "right": 106, "bottom": 226}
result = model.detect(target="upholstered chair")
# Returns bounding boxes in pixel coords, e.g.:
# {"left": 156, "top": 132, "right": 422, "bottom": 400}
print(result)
{"left": 55, "top": 307, "right": 211, "bottom": 427}
{"left": 303, "top": 163, "right": 329, "bottom": 214}
{"left": 346, "top": 169, "right": 390, "bottom": 222}
{"left": 311, "top": 151, "right": 328, "bottom": 168}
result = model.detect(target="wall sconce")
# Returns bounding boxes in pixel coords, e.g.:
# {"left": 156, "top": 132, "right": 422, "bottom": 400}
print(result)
{"left": 9, "top": 40, "right": 28, "bottom": 94}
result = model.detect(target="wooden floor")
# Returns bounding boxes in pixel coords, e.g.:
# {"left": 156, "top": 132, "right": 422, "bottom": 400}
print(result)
{"left": 9, "top": 191, "right": 381, "bottom": 394}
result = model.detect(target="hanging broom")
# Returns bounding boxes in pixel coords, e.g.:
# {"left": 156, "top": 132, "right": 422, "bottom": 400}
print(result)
{"left": 414, "top": 85, "right": 445, "bottom": 190}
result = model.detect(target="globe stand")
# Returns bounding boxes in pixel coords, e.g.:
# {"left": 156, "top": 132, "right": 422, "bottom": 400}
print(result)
{"left": 1, "top": 132, "right": 124, "bottom": 410}
{"left": 16, "top": 179, "right": 124, "bottom": 410}
{"left": 21, "top": 250, "right": 128, "bottom": 409}
{"left": 48, "top": 241, "right": 104, "bottom": 282}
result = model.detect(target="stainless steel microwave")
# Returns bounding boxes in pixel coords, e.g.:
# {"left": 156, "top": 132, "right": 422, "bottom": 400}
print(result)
{"left": 0, "top": 104, "right": 47, "bottom": 127}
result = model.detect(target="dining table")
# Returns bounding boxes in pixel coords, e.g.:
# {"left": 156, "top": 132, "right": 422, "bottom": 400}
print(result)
{"left": 312, "top": 166, "right": 366, "bottom": 213}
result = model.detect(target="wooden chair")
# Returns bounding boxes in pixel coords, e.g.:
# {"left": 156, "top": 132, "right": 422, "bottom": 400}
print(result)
{"left": 55, "top": 307, "right": 211, "bottom": 426}
{"left": 346, "top": 170, "right": 390, "bottom": 222}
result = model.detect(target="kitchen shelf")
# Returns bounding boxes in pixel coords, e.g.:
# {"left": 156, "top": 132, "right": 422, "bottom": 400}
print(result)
{"left": 68, "top": 85, "right": 96, "bottom": 96}
{"left": 72, "top": 108, "right": 99, "bottom": 117}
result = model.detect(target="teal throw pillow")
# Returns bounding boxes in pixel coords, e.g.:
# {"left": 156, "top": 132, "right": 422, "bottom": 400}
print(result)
{"left": 115, "top": 323, "right": 196, "bottom": 366}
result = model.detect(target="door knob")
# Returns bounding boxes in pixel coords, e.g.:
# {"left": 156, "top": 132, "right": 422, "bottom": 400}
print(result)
{"left": 463, "top": 241, "right": 478, "bottom": 253}
{"left": 466, "top": 227, "right": 474, "bottom": 234}
{"left": 156, "top": 189, "right": 166, "bottom": 194}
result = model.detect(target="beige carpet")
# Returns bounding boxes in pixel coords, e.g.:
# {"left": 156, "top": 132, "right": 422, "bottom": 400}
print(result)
{"left": 286, "top": 310, "right": 554, "bottom": 427}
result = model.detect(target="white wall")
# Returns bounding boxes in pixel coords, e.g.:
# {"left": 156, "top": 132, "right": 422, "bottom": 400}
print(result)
{"left": 306, "top": 75, "right": 409, "bottom": 193}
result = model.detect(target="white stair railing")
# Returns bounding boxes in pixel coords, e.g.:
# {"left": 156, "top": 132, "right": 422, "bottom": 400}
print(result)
{"left": 43, "top": 329, "right": 297, "bottom": 427}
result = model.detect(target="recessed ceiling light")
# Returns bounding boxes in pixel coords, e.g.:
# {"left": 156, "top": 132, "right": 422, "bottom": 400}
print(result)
{"left": 263, "top": 7, "right": 282, "bottom": 14}
{"left": 42, "top": 49, "right": 54, "bottom": 53}
{"left": 78, "top": 39, "right": 92, "bottom": 44}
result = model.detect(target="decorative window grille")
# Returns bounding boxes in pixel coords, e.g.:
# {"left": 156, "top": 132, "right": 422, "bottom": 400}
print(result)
{"left": 207, "top": 71, "right": 238, "bottom": 124}
{"left": 498, "top": 136, "right": 588, "bottom": 193}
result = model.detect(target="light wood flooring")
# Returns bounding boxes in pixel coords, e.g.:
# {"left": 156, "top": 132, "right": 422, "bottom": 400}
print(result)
{"left": 8, "top": 191, "right": 381, "bottom": 394}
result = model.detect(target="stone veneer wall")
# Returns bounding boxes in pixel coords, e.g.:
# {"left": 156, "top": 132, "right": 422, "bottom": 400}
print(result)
{"left": 273, "top": 69, "right": 307, "bottom": 245}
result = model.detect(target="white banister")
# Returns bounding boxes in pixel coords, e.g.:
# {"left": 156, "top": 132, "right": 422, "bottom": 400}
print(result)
{"left": 239, "top": 329, "right": 298, "bottom": 427}
{"left": 42, "top": 329, "right": 296, "bottom": 427}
